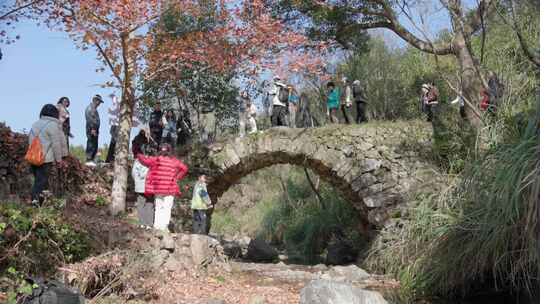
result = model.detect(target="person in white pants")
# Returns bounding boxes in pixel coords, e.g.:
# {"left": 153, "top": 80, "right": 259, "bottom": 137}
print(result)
{"left": 137, "top": 143, "right": 189, "bottom": 231}
{"left": 154, "top": 195, "right": 175, "bottom": 230}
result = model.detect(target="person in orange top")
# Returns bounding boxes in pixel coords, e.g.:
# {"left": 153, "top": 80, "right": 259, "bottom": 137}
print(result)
{"left": 137, "top": 143, "right": 188, "bottom": 231}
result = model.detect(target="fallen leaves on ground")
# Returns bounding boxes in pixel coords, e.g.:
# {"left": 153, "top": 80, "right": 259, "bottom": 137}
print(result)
{"left": 150, "top": 269, "right": 301, "bottom": 304}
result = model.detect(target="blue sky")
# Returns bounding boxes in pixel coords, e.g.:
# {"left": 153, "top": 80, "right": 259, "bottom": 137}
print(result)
{"left": 0, "top": 2, "right": 462, "bottom": 146}
{"left": 0, "top": 21, "right": 116, "bottom": 146}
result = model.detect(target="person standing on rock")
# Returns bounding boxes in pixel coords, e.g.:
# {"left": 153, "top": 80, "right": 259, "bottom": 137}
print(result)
{"left": 28, "top": 104, "right": 68, "bottom": 206}
{"left": 85, "top": 94, "right": 104, "bottom": 167}
{"left": 132, "top": 132, "right": 153, "bottom": 229}
{"left": 326, "top": 81, "right": 340, "bottom": 124}
{"left": 191, "top": 174, "right": 213, "bottom": 234}
{"left": 56, "top": 97, "right": 72, "bottom": 149}
{"left": 137, "top": 143, "right": 188, "bottom": 231}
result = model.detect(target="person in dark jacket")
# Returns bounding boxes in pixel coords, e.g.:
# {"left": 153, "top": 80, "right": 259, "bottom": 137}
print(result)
{"left": 85, "top": 94, "right": 103, "bottom": 166}
{"left": 353, "top": 80, "right": 368, "bottom": 124}
{"left": 29, "top": 104, "right": 68, "bottom": 206}
{"left": 132, "top": 129, "right": 149, "bottom": 157}
{"left": 149, "top": 102, "right": 164, "bottom": 150}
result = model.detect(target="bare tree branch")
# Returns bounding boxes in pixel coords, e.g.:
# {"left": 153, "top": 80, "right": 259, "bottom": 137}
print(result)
{"left": 0, "top": 0, "right": 41, "bottom": 20}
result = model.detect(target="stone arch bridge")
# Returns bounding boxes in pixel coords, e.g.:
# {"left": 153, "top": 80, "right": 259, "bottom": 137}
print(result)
{"left": 200, "top": 123, "right": 434, "bottom": 233}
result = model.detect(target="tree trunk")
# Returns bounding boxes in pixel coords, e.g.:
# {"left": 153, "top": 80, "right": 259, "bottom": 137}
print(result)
{"left": 454, "top": 32, "right": 484, "bottom": 127}
{"left": 110, "top": 34, "right": 135, "bottom": 216}
{"left": 110, "top": 89, "right": 134, "bottom": 215}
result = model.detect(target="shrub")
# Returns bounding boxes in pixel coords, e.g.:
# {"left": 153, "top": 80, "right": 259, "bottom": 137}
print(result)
{"left": 366, "top": 113, "right": 540, "bottom": 299}
{"left": 0, "top": 202, "right": 91, "bottom": 276}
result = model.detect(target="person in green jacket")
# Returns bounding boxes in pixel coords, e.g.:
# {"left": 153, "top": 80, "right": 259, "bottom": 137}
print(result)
{"left": 191, "top": 175, "right": 213, "bottom": 234}
{"left": 326, "top": 82, "right": 340, "bottom": 124}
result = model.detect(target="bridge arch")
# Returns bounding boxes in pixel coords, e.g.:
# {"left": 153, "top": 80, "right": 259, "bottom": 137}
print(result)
{"left": 204, "top": 123, "right": 433, "bottom": 232}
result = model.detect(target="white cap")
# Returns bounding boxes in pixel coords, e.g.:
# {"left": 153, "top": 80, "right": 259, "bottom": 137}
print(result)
{"left": 353, "top": 80, "right": 360, "bottom": 85}
{"left": 342, "top": 77, "right": 348, "bottom": 83}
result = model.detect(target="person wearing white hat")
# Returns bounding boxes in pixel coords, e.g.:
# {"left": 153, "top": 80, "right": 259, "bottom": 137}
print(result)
{"left": 269, "top": 76, "right": 289, "bottom": 127}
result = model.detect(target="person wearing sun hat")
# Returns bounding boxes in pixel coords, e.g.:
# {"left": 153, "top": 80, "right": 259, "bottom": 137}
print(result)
{"left": 85, "top": 94, "right": 104, "bottom": 166}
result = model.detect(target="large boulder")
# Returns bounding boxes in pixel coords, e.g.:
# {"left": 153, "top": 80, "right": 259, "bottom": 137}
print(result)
{"left": 245, "top": 238, "right": 278, "bottom": 262}
{"left": 300, "top": 280, "right": 388, "bottom": 304}
{"left": 190, "top": 234, "right": 224, "bottom": 266}
{"left": 325, "top": 265, "right": 370, "bottom": 283}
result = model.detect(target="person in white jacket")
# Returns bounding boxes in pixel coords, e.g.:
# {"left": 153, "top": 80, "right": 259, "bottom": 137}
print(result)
{"left": 131, "top": 133, "right": 153, "bottom": 229}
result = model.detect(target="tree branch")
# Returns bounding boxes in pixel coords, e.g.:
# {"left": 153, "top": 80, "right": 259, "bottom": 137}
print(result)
{"left": 0, "top": 0, "right": 41, "bottom": 20}
{"left": 506, "top": 0, "right": 540, "bottom": 68}
{"left": 94, "top": 40, "right": 123, "bottom": 85}
{"left": 465, "top": 0, "right": 495, "bottom": 35}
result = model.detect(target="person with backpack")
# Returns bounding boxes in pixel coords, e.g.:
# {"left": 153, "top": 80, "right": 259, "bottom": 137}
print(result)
{"left": 85, "top": 94, "right": 103, "bottom": 166}
{"left": 288, "top": 85, "right": 299, "bottom": 128}
{"left": 191, "top": 174, "right": 213, "bottom": 234}
{"left": 56, "top": 97, "right": 72, "bottom": 148}
{"left": 341, "top": 77, "right": 354, "bottom": 124}
{"left": 132, "top": 130, "right": 153, "bottom": 229}
{"left": 137, "top": 143, "right": 188, "bottom": 231}
{"left": 353, "top": 80, "right": 368, "bottom": 124}
{"left": 269, "top": 76, "right": 289, "bottom": 127}
{"left": 27, "top": 104, "right": 68, "bottom": 206}
{"left": 326, "top": 81, "right": 340, "bottom": 124}
{"left": 149, "top": 101, "right": 164, "bottom": 149}
{"left": 425, "top": 83, "right": 439, "bottom": 122}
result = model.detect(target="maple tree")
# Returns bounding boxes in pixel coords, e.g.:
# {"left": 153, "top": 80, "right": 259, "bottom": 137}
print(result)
{"left": 16, "top": 0, "right": 326, "bottom": 216}
{"left": 145, "top": 0, "right": 327, "bottom": 93}
{"left": 27, "top": 0, "right": 174, "bottom": 215}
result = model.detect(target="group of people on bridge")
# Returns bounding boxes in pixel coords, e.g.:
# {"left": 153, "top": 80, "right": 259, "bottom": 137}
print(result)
{"left": 264, "top": 76, "right": 369, "bottom": 129}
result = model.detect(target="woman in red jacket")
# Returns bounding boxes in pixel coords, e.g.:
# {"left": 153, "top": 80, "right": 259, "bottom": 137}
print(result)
{"left": 137, "top": 143, "right": 188, "bottom": 231}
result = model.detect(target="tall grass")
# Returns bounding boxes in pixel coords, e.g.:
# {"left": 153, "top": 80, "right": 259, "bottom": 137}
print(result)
{"left": 416, "top": 115, "right": 540, "bottom": 296}
{"left": 366, "top": 113, "right": 540, "bottom": 298}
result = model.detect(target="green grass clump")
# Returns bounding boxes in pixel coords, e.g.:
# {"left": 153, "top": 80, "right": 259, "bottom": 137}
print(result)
{"left": 0, "top": 202, "right": 92, "bottom": 302}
